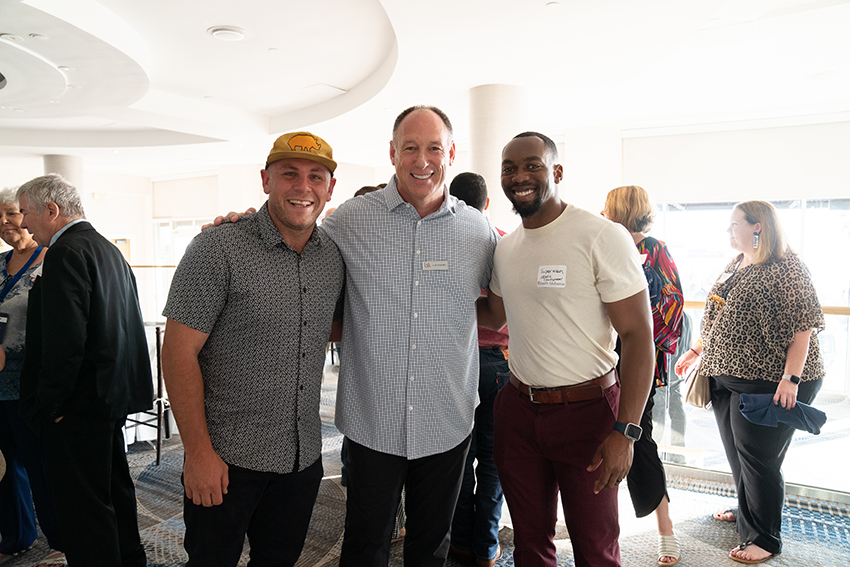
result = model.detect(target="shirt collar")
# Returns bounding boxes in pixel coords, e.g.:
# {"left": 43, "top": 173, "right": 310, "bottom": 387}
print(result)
{"left": 50, "top": 218, "right": 86, "bottom": 246}
{"left": 254, "top": 202, "right": 322, "bottom": 252}
{"left": 384, "top": 175, "right": 454, "bottom": 218}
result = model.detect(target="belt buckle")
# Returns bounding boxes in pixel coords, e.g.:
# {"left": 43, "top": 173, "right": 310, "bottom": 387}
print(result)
{"left": 528, "top": 387, "right": 539, "bottom": 404}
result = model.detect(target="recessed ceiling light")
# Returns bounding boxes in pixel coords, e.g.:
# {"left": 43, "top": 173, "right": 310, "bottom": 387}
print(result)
{"left": 207, "top": 26, "right": 245, "bottom": 41}
{"left": 0, "top": 33, "right": 24, "bottom": 41}
{"left": 29, "top": 33, "right": 48, "bottom": 40}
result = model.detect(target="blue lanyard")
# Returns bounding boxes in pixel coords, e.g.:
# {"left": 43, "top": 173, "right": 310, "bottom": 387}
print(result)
{"left": 0, "top": 246, "right": 43, "bottom": 303}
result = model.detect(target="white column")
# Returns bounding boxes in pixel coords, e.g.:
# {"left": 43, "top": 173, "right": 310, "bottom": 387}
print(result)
{"left": 43, "top": 154, "right": 85, "bottom": 189}
{"left": 469, "top": 84, "right": 528, "bottom": 231}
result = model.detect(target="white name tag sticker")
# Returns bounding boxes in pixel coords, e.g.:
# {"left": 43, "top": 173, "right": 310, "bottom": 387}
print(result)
{"left": 537, "top": 265, "right": 567, "bottom": 288}
{"left": 640, "top": 253, "right": 649, "bottom": 264}
{"left": 423, "top": 261, "right": 449, "bottom": 271}
{"left": 718, "top": 272, "right": 732, "bottom": 283}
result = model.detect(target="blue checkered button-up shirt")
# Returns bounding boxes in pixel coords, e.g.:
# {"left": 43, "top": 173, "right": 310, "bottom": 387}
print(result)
{"left": 321, "top": 177, "right": 499, "bottom": 459}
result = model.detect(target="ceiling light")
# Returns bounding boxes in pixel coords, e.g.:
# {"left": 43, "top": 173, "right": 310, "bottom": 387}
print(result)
{"left": 29, "top": 33, "right": 48, "bottom": 40}
{"left": 0, "top": 33, "right": 24, "bottom": 41}
{"left": 207, "top": 26, "right": 245, "bottom": 41}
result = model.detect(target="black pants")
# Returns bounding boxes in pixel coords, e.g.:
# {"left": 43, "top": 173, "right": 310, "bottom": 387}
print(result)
{"left": 340, "top": 436, "right": 470, "bottom": 567}
{"left": 626, "top": 380, "right": 670, "bottom": 517}
{"left": 711, "top": 375, "right": 822, "bottom": 554}
{"left": 40, "top": 415, "right": 145, "bottom": 567}
{"left": 183, "top": 458, "right": 323, "bottom": 567}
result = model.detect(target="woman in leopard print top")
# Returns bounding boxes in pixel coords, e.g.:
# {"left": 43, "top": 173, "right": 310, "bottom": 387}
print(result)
{"left": 675, "top": 201, "right": 824, "bottom": 565}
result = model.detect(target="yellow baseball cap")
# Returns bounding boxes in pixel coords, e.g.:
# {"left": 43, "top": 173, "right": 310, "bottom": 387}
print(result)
{"left": 266, "top": 131, "right": 337, "bottom": 173}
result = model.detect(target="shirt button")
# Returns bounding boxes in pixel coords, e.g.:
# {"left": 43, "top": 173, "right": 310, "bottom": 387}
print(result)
{"left": 413, "top": 313, "right": 418, "bottom": 318}
{"left": 408, "top": 406, "right": 413, "bottom": 411}
{"left": 302, "top": 353, "right": 306, "bottom": 358}
{"left": 409, "top": 376, "right": 414, "bottom": 381}
{"left": 302, "top": 287, "right": 307, "bottom": 293}
{"left": 303, "top": 321, "right": 307, "bottom": 326}
{"left": 416, "top": 250, "right": 421, "bottom": 255}
{"left": 417, "top": 220, "right": 422, "bottom": 226}
{"left": 411, "top": 344, "right": 416, "bottom": 350}
{"left": 415, "top": 281, "right": 419, "bottom": 286}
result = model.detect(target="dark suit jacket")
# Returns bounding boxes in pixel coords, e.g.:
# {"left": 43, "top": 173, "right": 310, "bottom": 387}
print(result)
{"left": 19, "top": 221, "right": 153, "bottom": 432}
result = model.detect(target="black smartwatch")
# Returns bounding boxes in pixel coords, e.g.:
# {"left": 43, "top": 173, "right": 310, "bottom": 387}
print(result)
{"left": 613, "top": 421, "right": 643, "bottom": 441}
{"left": 782, "top": 373, "right": 801, "bottom": 385}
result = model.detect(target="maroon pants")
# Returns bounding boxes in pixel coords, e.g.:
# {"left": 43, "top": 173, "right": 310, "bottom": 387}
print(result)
{"left": 494, "top": 380, "right": 621, "bottom": 567}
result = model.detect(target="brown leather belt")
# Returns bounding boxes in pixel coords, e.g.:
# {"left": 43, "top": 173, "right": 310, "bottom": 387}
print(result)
{"left": 509, "top": 369, "right": 616, "bottom": 404}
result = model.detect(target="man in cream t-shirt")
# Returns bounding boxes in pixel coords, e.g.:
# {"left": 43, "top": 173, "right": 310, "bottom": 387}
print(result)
{"left": 477, "top": 132, "right": 654, "bottom": 567}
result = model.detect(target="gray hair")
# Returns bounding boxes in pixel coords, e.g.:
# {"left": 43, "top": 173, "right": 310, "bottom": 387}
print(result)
{"left": 16, "top": 174, "right": 86, "bottom": 218}
{"left": 0, "top": 187, "right": 19, "bottom": 207}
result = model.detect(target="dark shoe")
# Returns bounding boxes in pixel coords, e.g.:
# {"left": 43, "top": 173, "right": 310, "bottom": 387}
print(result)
{"left": 448, "top": 544, "right": 474, "bottom": 564}
{"left": 476, "top": 545, "right": 501, "bottom": 567}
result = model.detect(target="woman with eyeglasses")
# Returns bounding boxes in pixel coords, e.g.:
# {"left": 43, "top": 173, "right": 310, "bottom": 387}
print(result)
{"left": 0, "top": 187, "right": 66, "bottom": 566}
{"left": 675, "top": 201, "right": 824, "bottom": 564}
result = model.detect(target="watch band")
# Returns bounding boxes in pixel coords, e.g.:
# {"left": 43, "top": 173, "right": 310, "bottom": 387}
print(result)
{"left": 613, "top": 421, "right": 642, "bottom": 441}
{"left": 782, "top": 373, "right": 801, "bottom": 385}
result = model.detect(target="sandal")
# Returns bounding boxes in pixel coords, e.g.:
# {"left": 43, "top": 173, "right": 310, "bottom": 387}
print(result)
{"left": 657, "top": 534, "right": 681, "bottom": 566}
{"left": 713, "top": 508, "right": 737, "bottom": 522}
{"left": 39, "top": 550, "right": 68, "bottom": 567}
{"left": 730, "top": 541, "right": 777, "bottom": 564}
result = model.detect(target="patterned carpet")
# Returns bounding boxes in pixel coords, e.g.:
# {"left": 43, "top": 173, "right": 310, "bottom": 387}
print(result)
{"left": 5, "top": 425, "right": 849, "bottom": 567}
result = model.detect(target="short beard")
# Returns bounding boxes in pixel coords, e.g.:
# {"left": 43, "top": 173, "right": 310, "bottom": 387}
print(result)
{"left": 510, "top": 192, "right": 544, "bottom": 218}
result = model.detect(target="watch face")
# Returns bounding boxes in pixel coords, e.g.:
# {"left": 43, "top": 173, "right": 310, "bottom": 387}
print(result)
{"left": 625, "top": 424, "right": 642, "bottom": 441}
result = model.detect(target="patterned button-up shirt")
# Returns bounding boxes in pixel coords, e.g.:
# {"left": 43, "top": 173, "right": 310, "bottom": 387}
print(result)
{"left": 163, "top": 203, "right": 344, "bottom": 473}
{"left": 321, "top": 177, "right": 499, "bottom": 459}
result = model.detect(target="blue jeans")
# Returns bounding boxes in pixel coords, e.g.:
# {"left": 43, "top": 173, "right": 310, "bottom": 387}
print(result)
{"left": 451, "top": 347, "right": 509, "bottom": 562}
{"left": 0, "top": 399, "right": 62, "bottom": 554}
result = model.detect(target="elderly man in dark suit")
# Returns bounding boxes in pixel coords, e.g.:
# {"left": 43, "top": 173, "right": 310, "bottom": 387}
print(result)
{"left": 16, "top": 173, "right": 152, "bottom": 567}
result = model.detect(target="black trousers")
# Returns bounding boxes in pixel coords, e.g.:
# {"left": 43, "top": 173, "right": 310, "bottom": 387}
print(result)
{"left": 183, "top": 458, "right": 323, "bottom": 567}
{"left": 626, "top": 380, "right": 670, "bottom": 517}
{"left": 711, "top": 375, "right": 822, "bottom": 554}
{"left": 340, "top": 436, "right": 470, "bottom": 567}
{"left": 40, "top": 414, "right": 146, "bottom": 567}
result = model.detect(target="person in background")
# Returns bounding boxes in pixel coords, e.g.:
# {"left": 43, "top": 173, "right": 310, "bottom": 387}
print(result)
{"left": 17, "top": 174, "right": 152, "bottom": 567}
{"left": 675, "top": 200, "right": 824, "bottom": 564}
{"left": 602, "top": 185, "right": 684, "bottom": 566}
{"left": 0, "top": 188, "right": 65, "bottom": 567}
{"left": 447, "top": 172, "right": 508, "bottom": 567}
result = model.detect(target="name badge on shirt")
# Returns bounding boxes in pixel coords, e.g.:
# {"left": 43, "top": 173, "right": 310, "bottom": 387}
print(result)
{"left": 423, "top": 261, "right": 448, "bottom": 271}
{"left": 537, "top": 265, "right": 566, "bottom": 288}
{"left": 718, "top": 272, "right": 733, "bottom": 283}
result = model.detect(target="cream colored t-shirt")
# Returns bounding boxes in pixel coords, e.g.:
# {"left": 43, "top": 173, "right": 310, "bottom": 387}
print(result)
{"left": 490, "top": 204, "right": 646, "bottom": 387}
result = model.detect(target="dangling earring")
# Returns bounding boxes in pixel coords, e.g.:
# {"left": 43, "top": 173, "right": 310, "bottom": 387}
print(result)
{"left": 753, "top": 231, "right": 759, "bottom": 249}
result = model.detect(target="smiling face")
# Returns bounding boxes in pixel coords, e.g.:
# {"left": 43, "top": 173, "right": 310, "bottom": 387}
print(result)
{"left": 390, "top": 109, "right": 455, "bottom": 217}
{"left": 728, "top": 206, "right": 760, "bottom": 255}
{"left": 500, "top": 135, "right": 564, "bottom": 228}
{"left": 0, "top": 202, "right": 33, "bottom": 248}
{"left": 261, "top": 157, "right": 335, "bottom": 241}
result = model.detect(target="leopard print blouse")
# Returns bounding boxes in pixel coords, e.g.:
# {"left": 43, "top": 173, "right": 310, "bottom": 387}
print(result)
{"left": 700, "top": 251, "right": 825, "bottom": 382}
